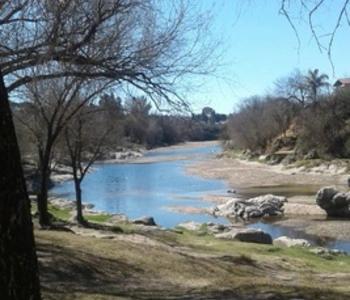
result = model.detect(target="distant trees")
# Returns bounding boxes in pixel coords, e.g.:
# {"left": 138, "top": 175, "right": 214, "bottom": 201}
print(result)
{"left": 225, "top": 68, "right": 350, "bottom": 159}
{"left": 297, "top": 88, "right": 350, "bottom": 157}
{"left": 274, "top": 69, "right": 330, "bottom": 106}
{"left": 226, "top": 96, "right": 296, "bottom": 152}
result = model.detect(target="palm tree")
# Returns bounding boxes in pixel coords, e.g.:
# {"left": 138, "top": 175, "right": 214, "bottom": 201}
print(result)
{"left": 305, "top": 69, "right": 330, "bottom": 103}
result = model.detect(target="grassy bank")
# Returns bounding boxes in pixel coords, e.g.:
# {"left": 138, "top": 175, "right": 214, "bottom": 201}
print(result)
{"left": 35, "top": 213, "right": 350, "bottom": 300}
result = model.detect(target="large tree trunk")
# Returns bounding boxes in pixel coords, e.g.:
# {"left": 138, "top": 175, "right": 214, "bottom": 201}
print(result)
{"left": 0, "top": 71, "right": 42, "bottom": 299}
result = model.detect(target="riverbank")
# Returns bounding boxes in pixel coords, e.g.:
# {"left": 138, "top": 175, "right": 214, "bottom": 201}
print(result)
{"left": 36, "top": 220, "right": 350, "bottom": 300}
{"left": 184, "top": 145, "right": 350, "bottom": 240}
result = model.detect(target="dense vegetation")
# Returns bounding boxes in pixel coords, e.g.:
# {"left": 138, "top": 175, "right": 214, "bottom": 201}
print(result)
{"left": 225, "top": 69, "right": 350, "bottom": 161}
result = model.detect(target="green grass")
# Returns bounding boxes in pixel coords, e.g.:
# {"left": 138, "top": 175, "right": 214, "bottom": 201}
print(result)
{"left": 31, "top": 202, "right": 37, "bottom": 214}
{"left": 85, "top": 214, "right": 111, "bottom": 223}
{"left": 48, "top": 204, "right": 71, "bottom": 221}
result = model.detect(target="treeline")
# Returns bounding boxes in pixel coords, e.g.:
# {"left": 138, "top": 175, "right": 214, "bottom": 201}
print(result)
{"left": 225, "top": 69, "right": 350, "bottom": 160}
{"left": 13, "top": 93, "right": 226, "bottom": 160}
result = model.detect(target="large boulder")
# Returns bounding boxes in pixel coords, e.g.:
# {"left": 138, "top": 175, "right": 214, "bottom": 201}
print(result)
{"left": 215, "top": 228, "right": 273, "bottom": 244}
{"left": 273, "top": 236, "right": 311, "bottom": 248}
{"left": 211, "top": 194, "right": 287, "bottom": 219}
{"left": 316, "top": 187, "right": 350, "bottom": 217}
{"left": 132, "top": 216, "right": 157, "bottom": 226}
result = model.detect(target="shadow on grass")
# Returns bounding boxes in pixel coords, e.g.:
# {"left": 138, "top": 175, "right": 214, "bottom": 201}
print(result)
{"left": 37, "top": 241, "right": 143, "bottom": 298}
{"left": 36, "top": 231, "right": 350, "bottom": 300}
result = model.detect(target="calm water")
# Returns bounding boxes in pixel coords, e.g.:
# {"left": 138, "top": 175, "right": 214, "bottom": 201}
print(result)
{"left": 52, "top": 145, "right": 229, "bottom": 228}
{"left": 51, "top": 144, "right": 350, "bottom": 252}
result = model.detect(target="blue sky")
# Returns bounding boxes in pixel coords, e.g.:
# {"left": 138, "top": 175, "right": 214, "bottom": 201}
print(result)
{"left": 190, "top": 1, "right": 350, "bottom": 114}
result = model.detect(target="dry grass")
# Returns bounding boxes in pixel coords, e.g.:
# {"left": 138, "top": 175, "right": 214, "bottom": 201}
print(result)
{"left": 35, "top": 227, "right": 350, "bottom": 300}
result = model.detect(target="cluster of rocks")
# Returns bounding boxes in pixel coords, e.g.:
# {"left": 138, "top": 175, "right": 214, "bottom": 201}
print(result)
{"left": 210, "top": 194, "right": 288, "bottom": 219}
{"left": 316, "top": 186, "right": 350, "bottom": 217}
{"left": 177, "top": 221, "right": 347, "bottom": 256}
{"left": 97, "top": 150, "right": 143, "bottom": 161}
{"left": 39, "top": 197, "right": 160, "bottom": 228}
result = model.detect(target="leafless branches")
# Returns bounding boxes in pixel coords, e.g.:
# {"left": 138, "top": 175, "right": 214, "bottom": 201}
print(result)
{"left": 279, "top": 0, "right": 349, "bottom": 71}
{"left": 0, "top": 0, "right": 222, "bottom": 110}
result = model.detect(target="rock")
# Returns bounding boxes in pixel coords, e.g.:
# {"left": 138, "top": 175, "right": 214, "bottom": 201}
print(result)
{"left": 331, "top": 192, "right": 348, "bottom": 207}
{"left": 227, "top": 189, "right": 236, "bottom": 194}
{"left": 114, "top": 151, "right": 142, "bottom": 160}
{"left": 132, "top": 216, "right": 157, "bottom": 226}
{"left": 303, "top": 149, "right": 318, "bottom": 160}
{"left": 211, "top": 194, "right": 287, "bottom": 219}
{"left": 178, "top": 221, "right": 202, "bottom": 231}
{"left": 215, "top": 228, "right": 273, "bottom": 245}
{"left": 246, "top": 194, "right": 287, "bottom": 207}
{"left": 309, "top": 247, "right": 347, "bottom": 257}
{"left": 273, "top": 236, "right": 311, "bottom": 248}
{"left": 315, "top": 187, "right": 339, "bottom": 210}
{"left": 82, "top": 202, "right": 95, "bottom": 210}
{"left": 108, "top": 213, "right": 130, "bottom": 223}
{"left": 49, "top": 197, "right": 75, "bottom": 210}
{"left": 316, "top": 187, "right": 350, "bottom": 217}
{"left": 206, "top": 223, "right": 228, "bottom": 233}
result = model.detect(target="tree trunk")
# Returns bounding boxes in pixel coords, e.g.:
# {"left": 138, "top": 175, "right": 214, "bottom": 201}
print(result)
{"left": 37, "top": 161, "right": 51, "bottom": 227}
{"left": 74, "top": 179, "right": 85, "bottom": 225}
{"left": 0, "top": 71, "right": 42, "bottom": 299}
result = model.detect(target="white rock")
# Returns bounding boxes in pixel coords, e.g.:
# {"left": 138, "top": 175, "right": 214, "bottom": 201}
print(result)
{"left": 273, "top": 236, "right": 311, "bottom": 248}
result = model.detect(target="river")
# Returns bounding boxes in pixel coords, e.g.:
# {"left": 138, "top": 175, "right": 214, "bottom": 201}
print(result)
{"left": 51, "top": 143, "right": 350, "bottom": 252}
{"left": 52, "top": 144, "right": 230, "bottom": 228}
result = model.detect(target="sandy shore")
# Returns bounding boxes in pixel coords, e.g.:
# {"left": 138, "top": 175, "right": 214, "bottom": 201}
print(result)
{"left": 182, "top": 143, "right": 350, "bottom": 240}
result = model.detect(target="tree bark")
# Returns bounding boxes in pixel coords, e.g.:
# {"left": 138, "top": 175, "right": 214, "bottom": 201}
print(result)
{"left": 37, "top": 161, "right": 51, "bottom": 227}
{"left": 74, "top": 179, "right": 85, "bottom": 225}
{"left": 0, "top": 71, "right": 41, "bottom": 298}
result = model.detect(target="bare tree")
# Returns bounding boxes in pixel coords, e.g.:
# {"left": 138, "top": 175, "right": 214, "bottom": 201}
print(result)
{"left": 274, "top": 69, "right": 309, "bottom": 106}
{"left": 0, "top": 70, "right": 41, "bottom": 299}
{"left": 63, "top": 104, "right": 114, "bottom": 226}
{"left": 15, "top": 75, "right": 111, "bottom": 226}
{"left": 1, "top": 0, "right": 222, "bottom": 109}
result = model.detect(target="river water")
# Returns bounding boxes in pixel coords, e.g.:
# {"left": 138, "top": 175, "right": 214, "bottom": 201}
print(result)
{"left": 51, "top": 144, "right": 350, "bottom": 252}
{"left": 52, "top": 145, "right": 230, "bottom": 227}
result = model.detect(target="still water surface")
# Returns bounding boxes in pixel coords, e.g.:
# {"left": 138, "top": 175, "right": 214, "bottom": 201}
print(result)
{"left": 52, "top": 145, "right": 229, "bottom": 228}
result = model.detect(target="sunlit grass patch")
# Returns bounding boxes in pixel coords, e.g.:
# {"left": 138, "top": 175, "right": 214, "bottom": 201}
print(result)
{"left": 48, "top": 204, "right": 71, "bottom": 221}
{"left": 85, "top": 214, "right": 111, "bottom": 223}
